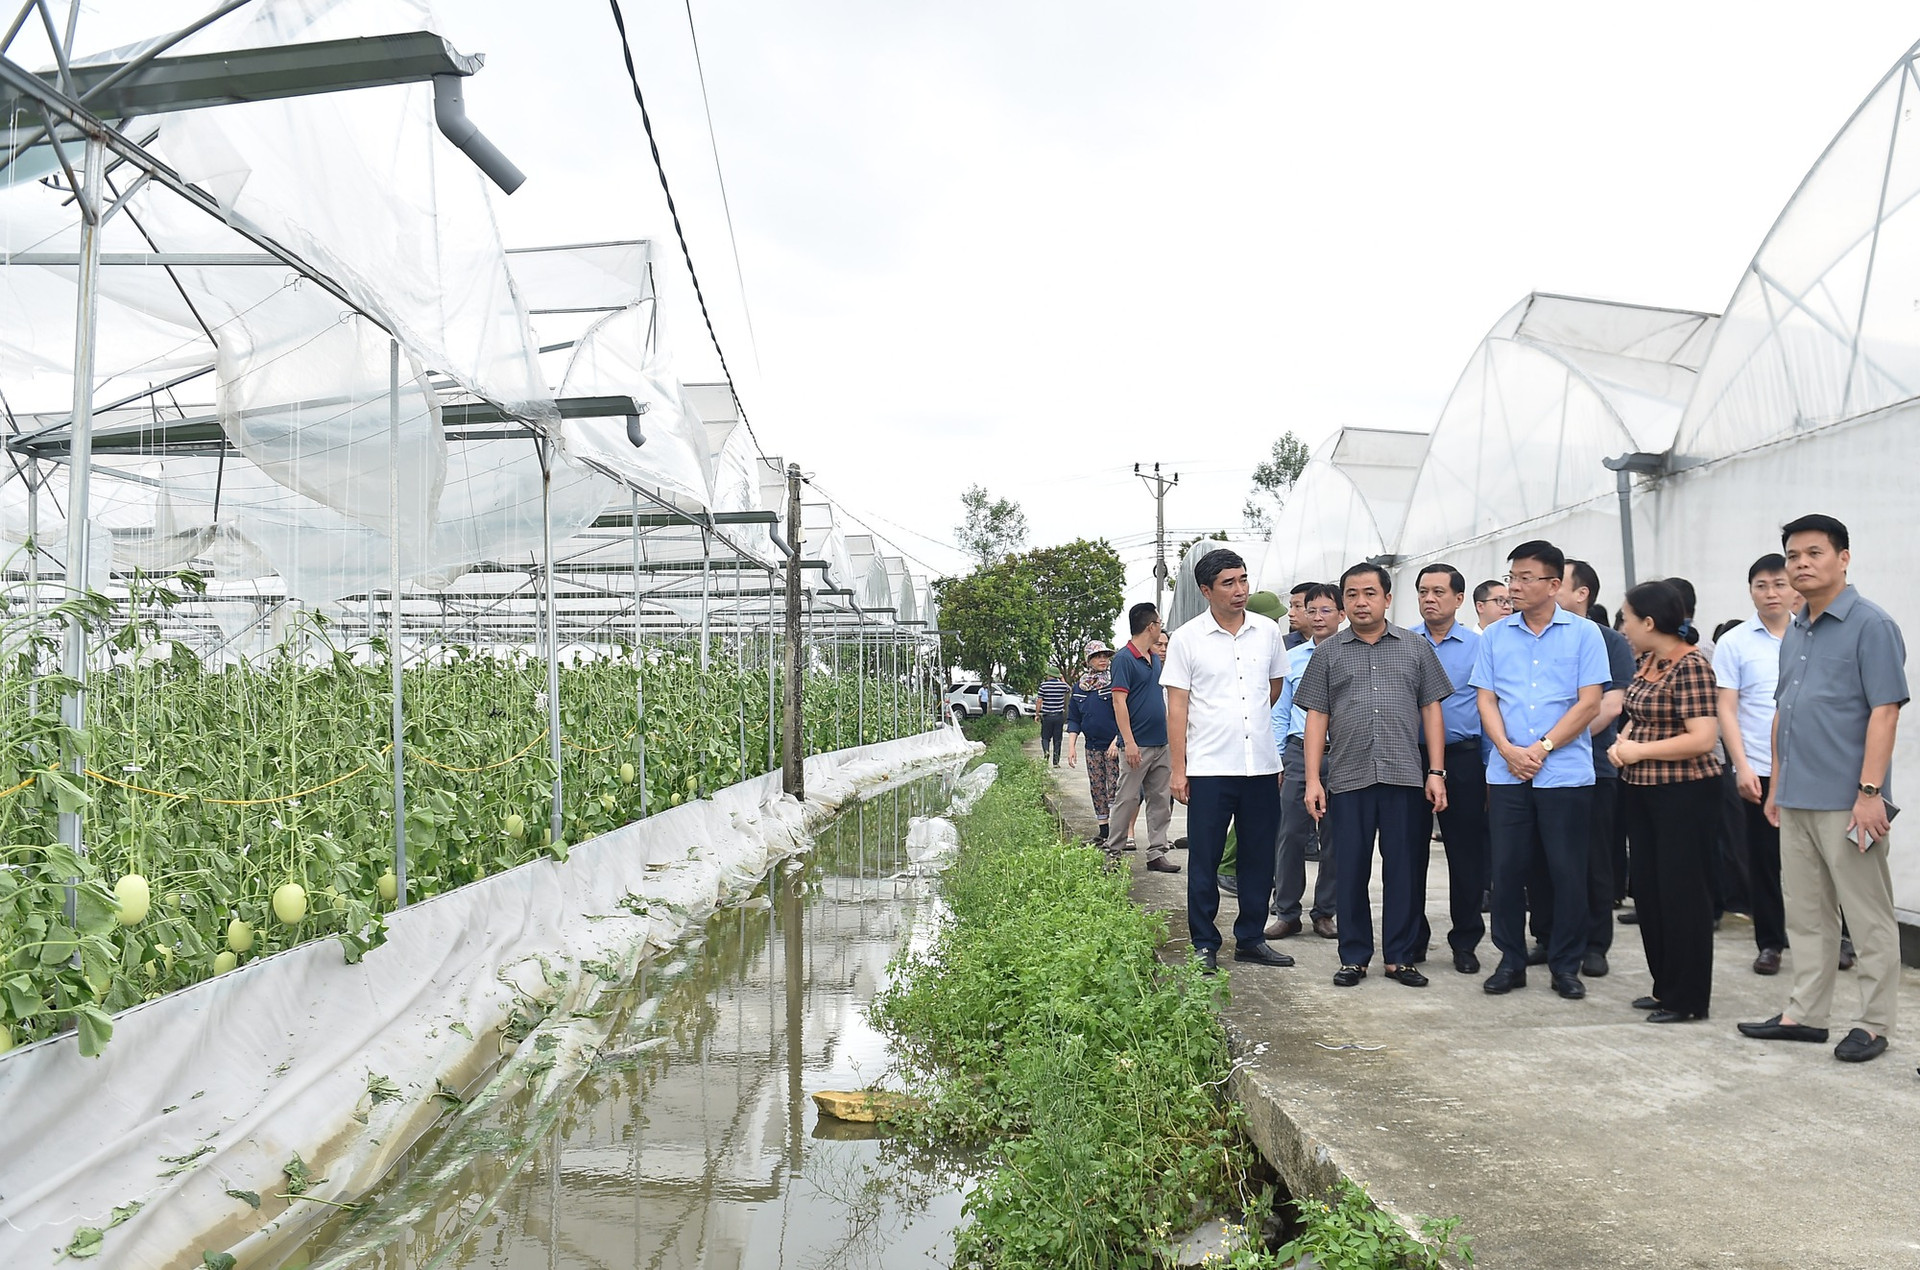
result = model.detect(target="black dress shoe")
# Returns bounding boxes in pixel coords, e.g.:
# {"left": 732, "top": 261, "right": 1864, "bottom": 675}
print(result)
{"left": 1384, "top": 965, "right": 1429, "bottom": 988}
{"left": 1551, "top": 972, "right": 1586, "bottom": 1000}
{"left": 1453, "top": 949, "right": 1481, "bottom": 974}
{"left": 1617, "top": 908, "right": 1639, "bottom": 925}
{"left": 1172, "top": 836, "right": 1188, "bottom": 851}
{"left": 1753, "top": 947, "right": 1782, "bottom": 975}
{"left": 1581, "top": 951, "right": 1609, "bottom": 978}
{"left": 1737, "top": 1014, "right": 1829, "bottom": 1042}
{"left": 1217, "top": 874, "right": 1239, "bottom": 896}
{"left": 1631, "top": 996, "right": 1662, "bottom": 1010}
{"left": 1483, "top": 966, "right": 1526, "bottom": 994}
{"left": 1647, "top": 1008, "right": 1706, "bottom": 1024}
{"left": 1233, "top": 941, "right": 1295, "bottom": 967}
{"left": 1525, "top": 942, "right": 1550, "bottom": 966}
{"left": 1332, "top": 964, "right": 1368, "bottom": 987}
{"left": 1839, "top": 938, "right": 1857, "bottom": 971}
{"left": 1834, "top": 1027, "right": 1888, "bottom": 1063}
{"left": 1196, "top": 948, "right": 1219, "bottom": 975}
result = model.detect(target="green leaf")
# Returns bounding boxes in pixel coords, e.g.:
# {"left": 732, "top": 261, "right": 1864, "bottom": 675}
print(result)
{"left": 366, "top": 1072, "right": 402, "bottom": 1105}
{"left": 449, "top": 1021, "right": 472, "bottom": 1040}
{"left": 106, "top": 1201, "right": 142, "bottom": 1228}
{"left": 64, "top": 1227, "right": 104, "bottom": 1258}
{"left": 283, "top": 1153, "right": 311, "bottom": 1195}
{"left": 224, "top": 1188, "right": 260, "bottom": 1210}
{"left": 40, "top": 770, "right": 91, "bottom": 816}
{"left": 73, "top": 1003, "right": 113, "bottom": 1058}
{"left": 202, "top": 1253, "right": 237, "bottom": 1270}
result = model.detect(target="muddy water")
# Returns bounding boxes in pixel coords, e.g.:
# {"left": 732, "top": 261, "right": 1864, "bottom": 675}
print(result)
{"left": 294, "top": 770, "right": 973, "bottom": 1270}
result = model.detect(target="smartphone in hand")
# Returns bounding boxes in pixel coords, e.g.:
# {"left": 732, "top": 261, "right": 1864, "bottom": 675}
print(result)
{"left": 1846, "top": 798, "right": 1902, "bottom": 846}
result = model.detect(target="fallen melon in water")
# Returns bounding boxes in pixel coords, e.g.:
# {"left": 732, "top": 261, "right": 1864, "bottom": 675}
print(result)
{"left": 114, "top": 874, "right": 151, "bottom": 926}
{"left": 272, "top": 883, "right": 308, "bottom": 925}
{"left": 226, "top": 918, "right": 254, "bottom": 954}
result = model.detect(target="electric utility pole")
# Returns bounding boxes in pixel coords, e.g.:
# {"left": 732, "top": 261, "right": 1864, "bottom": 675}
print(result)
{"left": 1134, "top": 462, "right": 1179, "bottom": 616}
{"left": 782, "top": 463, "right": 805, "bottom": 800}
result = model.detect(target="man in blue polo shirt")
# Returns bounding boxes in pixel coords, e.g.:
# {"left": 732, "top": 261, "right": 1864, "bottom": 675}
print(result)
{"left": 1414, "top": 563, "right": 1486, "bottom": 973}
{"left": 1110, "top": 602, "right": 1177, "bottom": 872}
{"left": 1469, "top": 539, "right": 1609, "bottom": 999}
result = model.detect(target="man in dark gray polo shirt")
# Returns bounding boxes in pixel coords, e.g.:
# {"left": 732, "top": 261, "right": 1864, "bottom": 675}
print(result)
{"left": 1298, "top": 562, "right": 1453, "bottom": 988}
{"left": 1739, "top": 514, "right": 1908, "bottom": 1064}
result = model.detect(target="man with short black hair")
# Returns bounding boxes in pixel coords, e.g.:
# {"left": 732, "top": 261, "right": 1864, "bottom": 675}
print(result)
{"left": 1110, "top": 602, "right": 1177, "bottom": 872}
{"left": 1266, "top": 582, "right": 1342, "bottom": 940}
{"left": 1469, "top": 540, "right": 1609, "bottom": 999}
{"left": 1415, "top": 563, "right": 1488, "bottom": 973}
{"left": 1299, "top": 562, "right": 1452, "bottom": 987}
{"left": 1716, "top": 553, "right": 1796, "bottom": 975}
{"left": 1740, "top": 515, "right": 1907, "bottom": 1063}
{"left": 1473, "top": 579, "right": 1512, "bottom": 632}
{"left": 1164, "top": 549, "right": 1294, "bottom": 974}
{"left": 1286, "top": 582, "right": 1315, "bottom": 649}
{"left": 1036, "top": 666, "right": 1070, "bottom": 765}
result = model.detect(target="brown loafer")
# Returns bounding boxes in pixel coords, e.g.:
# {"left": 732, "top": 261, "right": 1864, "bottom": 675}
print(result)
{"left": 1753, "top": 947, "right": 1782, "bottom": 975}
{"left": 1146, "top": 855, "right": 1181, "bottom": 874}
{"left": 1264, "top": 915, "right": 1302, "bottom": 939}
{"left": 1311, "top": 915, "right": 1338, "bottom": 940}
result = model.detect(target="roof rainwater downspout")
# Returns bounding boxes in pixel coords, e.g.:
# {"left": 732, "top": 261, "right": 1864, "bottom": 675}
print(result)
{"left": 432, "top": 72, "right": 525, "bottom": 193}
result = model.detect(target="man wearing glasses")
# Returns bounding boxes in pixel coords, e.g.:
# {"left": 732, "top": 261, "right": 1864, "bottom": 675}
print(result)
{"left": 1469, "top": 541, "right": 1609, "bottom": 998}
{"left": 1474, "top": 579, "right": 1513, "bottom": 631}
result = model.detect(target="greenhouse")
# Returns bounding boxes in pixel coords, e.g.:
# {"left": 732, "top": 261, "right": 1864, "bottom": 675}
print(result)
{"left": 1254, "top": 426, "right": 1425, "bottom": 601}
{"left": 0, "top": 5, "right": 956, "bottom": 1265}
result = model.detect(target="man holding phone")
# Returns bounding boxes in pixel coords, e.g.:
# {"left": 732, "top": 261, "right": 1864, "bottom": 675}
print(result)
{"left": 1738, "top": 514, "right": 1908, "bottom": 1064}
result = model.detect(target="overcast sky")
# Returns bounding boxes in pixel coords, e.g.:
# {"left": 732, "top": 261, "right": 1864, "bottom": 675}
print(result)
{"left": 450, "top": 2, "right": 1919, "bottom": 601}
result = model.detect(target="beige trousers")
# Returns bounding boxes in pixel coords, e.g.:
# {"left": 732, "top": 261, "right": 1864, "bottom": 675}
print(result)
{"left": 1108, "top": 744, "right": 1173, "bottom": 857}
{"left": 1779, "top": 807, "right": 1899, "bottom": 1037}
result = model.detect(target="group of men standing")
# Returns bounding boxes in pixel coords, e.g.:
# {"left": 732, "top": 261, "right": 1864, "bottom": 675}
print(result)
{"left": 1079, "top": 517, "right": 1904, "bottom": 1064}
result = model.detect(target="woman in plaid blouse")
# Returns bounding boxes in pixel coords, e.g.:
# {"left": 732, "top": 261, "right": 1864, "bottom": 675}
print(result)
{"left": 1608, "top": 580, "right": 1725, "bottom": 1024}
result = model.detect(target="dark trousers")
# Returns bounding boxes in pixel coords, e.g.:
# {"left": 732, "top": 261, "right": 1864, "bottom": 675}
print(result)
{"left": 1745, "top": 774, "right": 1787, "bottom": 951}
{"left": 1610, "top": 777, "right": 1630, "bottom": 902}
{"left": 1432, "top": 739, "right": 1488, "bottom": 954}
{"left": 1327, "top": 784, "right": 1429, "bottom": 967}
{"left": 1712, "top": 769, "right": 1752, "bottom": 917}
{"left": 1531, "top": 776, "right": 1619, "bottom": 956}
{"left": 1039, "top": 713, "right": 1065, "bottom": 762}
{"left": 1490, "top": 783, "right": 1593, "bottom": 977}
{"left": 1186, "top": 774, "right": 1281, "bottom": 953}
{"left": 1272, "top": 736, "right": 1335, "bottom": 922}
{"left": 1623, "top": 778, "right": 1718, "bottom": 1016}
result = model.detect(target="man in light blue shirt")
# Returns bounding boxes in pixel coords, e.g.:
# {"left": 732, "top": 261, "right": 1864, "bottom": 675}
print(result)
{"left": 1468, "top": 540, "right": 1608, "bottom": 998}
{"left": 1264, "top": 582, "right": 1342, "bottom": 940}
{"left": 1415, "top": 563, "right": 1486, "bottom": 973}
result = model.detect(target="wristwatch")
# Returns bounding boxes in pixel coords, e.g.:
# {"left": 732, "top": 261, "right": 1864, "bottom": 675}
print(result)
{"left": 1859, "top": 782, "right": 1882, "bottom": 797}
{"left": 1427, "top": 768, "right": 1447, "bottom": 778}
{"left": 1539, "top": 736, "right": 1555, "bottom": 754}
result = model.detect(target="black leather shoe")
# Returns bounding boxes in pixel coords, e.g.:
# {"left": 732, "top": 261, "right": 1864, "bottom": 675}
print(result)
{"left": 1617, "top": 908, "right": 1639, "bottom": 925}
{"left": 1647, "top": 1008, "right": 1706, "bottom": 1024}
{"left": 1146, "top": 856, "right": 1182, "bottom": 874}
{"left": 1384, "top": 965, "right": 1429, "bottom": 988}
{"left": 1196, "top": 948, "right": 1218, "bottom": 975}
{"left": 1526, "top": 942, "right": 1550, "bottom": 966}
{"left": 1453, "top": 949, "right": 1481, "bottom": 975}
{"left": 1737, "top": 1014, "right": 1829, "bottom": 1042}
{"left": 1332, "top": 964, "right": 1367, "bottom": 987}
{"left": 1483, "top": 966, "right": 1526, "bottom": 994}
{"left": 1631, "top": 996, "right": 1662, "bottom": 1010}
{"left": 1582, "top": 951, "right": 1609, "bottom": 978}
{"left": 1753, "top": 947, "right": 1782, "bottom": 975}
{"left": 1233, "top": 941, "right": 1295, "bottom": 967}
{"left": 1217, "top": 874, "right": 1239, "bottom": 896}
{"left": 1839, "top": 938, "right": 1857, "bottom": 971}
{"left": 1834, "top": 1027, "right": 1887, "bottom": 1062}
{"left": 1551, "top": 972, "right": 1586, "bottom": 999}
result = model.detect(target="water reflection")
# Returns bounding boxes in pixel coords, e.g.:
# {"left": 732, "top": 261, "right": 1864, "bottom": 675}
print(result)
{"left": 296, "top": 771, "right": 970, "bottom": 1270}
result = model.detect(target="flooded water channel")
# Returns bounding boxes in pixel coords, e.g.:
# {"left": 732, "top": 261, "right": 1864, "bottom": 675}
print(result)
{"left": 294, "top": 768, "right": 973, "bottom": 1270}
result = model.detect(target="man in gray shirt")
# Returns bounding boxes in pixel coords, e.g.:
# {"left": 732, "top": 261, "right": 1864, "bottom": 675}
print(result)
{"left": 1739, "top": 514, "right": 1907, "bottom": 1064}
{"left": 1299, "top": 563, "right": 1452, "bottom": 988}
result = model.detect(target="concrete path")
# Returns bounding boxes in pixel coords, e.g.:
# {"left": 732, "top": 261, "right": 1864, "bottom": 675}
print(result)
{"left": 1031, "top": 738, "right": 1920, "bottom": 1270}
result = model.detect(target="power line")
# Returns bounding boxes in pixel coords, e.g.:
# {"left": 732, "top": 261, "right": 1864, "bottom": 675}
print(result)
{"left": 802, "top": 476, "right": 955, "bottom": 577}
{"left": 606, "top": 0, "right": 766, "bottom": 460}
{"left": 681, "top": 0, "right": 760, "bottom": 375}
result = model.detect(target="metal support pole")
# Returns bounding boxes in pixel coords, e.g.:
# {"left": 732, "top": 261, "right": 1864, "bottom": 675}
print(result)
{"left": 766, "top": 568, "right": 777, "bottom": 774}
{"left": 388, "top": 339, "right": 409, "bottom": 905}
{"left": 630, "top": 493, "right": 647, "bottom": 816}
{"left": 856, "top": 619, "right": 865, "bottom": 746}
{"left": 699, "top": 529, "right": 711, "bottom": 673}
{"left": 1614, "top": 466, "right": 1637, "bottom": 593}
{"left": 781, "top": 464, "right": 805, "bottom": 798}
{"left": 540, "top": 439, "right": 564, "bottom": 848}
{"left": 56, "top": 134, "right": 103, "bottom": 883}
{"left": 892, "top": 636, "right": 900, "bottom": 740}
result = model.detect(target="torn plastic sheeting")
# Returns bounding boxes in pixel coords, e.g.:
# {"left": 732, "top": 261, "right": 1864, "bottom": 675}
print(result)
{"left": 947, "top": 761, "right": 998, "bottom": 816}
{"left": 0, "top": 726, "right": 980, "bottom": 1270}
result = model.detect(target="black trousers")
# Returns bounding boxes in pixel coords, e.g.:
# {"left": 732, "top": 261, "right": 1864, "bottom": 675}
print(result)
{"left": 1490, "top": 784, "right": 1592, "bottom": 977}
{"left": 1185, "top": 775, "right": 1280, "bottom": 953}
{"left": 1623, "top": 778, "right": 1718, "bottom": 1016}
{"left": 1712, "top": 769, "right": 1752, "bottom": 917}
{"left": 1529, "top": 775, "right": 1618, "bottom": 956}
{"left": 1039, "top": 713, "right": 1065, "bottom": 762}
{"left": 1431, "top": 738, "right": 1488, "bottom": 954}
{"left": 1327, "top": 784, "right": 1428, "bottom": 968}
{"left": 1745, "top": 774, "right": 1787, "bottom": 951}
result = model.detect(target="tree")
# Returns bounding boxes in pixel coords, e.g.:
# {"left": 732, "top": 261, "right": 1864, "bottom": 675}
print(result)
{"left": 1174, "top": 530, "right": 1232, "bottom": 559}
{"left": 1243, "top": 432, "right": 1311, "bottom": 537}
{"left": 1021, "top": 538, "right": 1127, "bottom": 677}
{"left": 955, "top": 485, "right": 1029, "bottom": 567}
{"left": 934, "top": 557, "right": 1049, "bottom": 693}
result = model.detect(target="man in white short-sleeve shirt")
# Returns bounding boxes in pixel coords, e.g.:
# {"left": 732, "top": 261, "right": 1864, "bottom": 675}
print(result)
{"left": 1163, "top": 548, "right": 1293, "bottom": 974}
{"left": 1713, "top": 552, "right": 1799, "bottom": 974}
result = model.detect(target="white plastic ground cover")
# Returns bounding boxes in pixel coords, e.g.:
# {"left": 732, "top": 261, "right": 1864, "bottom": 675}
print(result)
{"left": 0, "top": 727, "right": 980, "bottom": 1269}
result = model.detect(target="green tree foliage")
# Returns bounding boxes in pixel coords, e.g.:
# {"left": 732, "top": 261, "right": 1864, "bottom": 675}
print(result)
{"left": 955, "top": 485, "right": 1029, "bottom": 567}
{"left": 1243, "top": 431, "right": 1311, "bottom": 536}
{"left": 1021, "top": 538, "right": 1126, "bottom": 676}
{"left": 935, "top": 558, "right": 1049, "bottom": 692}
